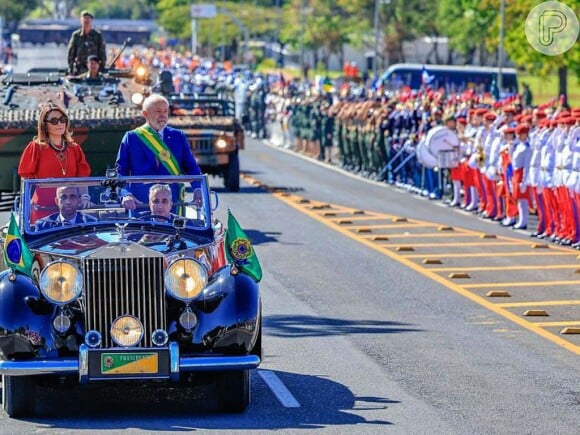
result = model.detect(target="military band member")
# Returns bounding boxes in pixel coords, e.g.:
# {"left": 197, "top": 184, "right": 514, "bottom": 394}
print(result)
{"left": 511, "top": 124, "right": 532, "bottom": 229}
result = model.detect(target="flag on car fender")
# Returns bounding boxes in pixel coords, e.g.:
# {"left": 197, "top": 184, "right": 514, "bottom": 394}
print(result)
{"left": 3, "top": 214, "right": 33, "bottom": 276}
{"left": 225, "top": 210, "right": 262, "bottom": 283}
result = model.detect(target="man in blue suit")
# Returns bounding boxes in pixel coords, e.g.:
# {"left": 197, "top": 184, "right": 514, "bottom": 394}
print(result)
{"left": 115, "top": 94, "right": 201, "bottom": 210}
{"left": 35, "top": 186, "right": 97, "bottom": 231}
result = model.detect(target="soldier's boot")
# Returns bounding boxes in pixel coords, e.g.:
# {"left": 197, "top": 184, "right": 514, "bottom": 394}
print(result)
{"left": 514, "top": 200, "right": 529, "bottom": 230}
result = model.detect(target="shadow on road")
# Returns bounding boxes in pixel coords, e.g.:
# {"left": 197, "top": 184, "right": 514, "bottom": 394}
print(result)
{"left": 264, "top": 314, "right": 422, "bottom": 337}
{"left": 4, "top": 370, "right": 396, "bottom": 430}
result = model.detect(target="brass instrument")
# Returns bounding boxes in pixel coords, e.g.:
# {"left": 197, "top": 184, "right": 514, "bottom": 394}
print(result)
{"left": 476, "top": 144, "right": 486, "bottom": 167}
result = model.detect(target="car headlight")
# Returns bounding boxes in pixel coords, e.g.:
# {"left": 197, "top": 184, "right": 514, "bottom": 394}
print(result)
{"left": 165, "top": 258, "right": 208, "bottom": 302}
{"left": 135, "top": 65, "right": 148, "bottom": 79}
{"left": 111, "top": 315, "right": 144, "bottom": 347}
{"left": 131, "top": 92, "right": 144, "bottom": 106}
{"left": 215, "top": 138, "right": 229, "bottom": 149}
{"left": 39, "top": 260, "right": 82, "bottom": 305}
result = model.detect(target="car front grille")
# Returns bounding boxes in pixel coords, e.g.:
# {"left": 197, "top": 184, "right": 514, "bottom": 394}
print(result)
{"left": 83, "top": 256, "right": 166, "bottom": 348}
{"left": 189, "top": 137, "right": 214, "bottom": 154}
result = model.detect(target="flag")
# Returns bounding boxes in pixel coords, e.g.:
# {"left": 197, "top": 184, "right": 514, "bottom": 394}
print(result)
{"left": 421, "top": 65, "right": 434, "bottom": 85}
{"left": 3, "top": 214, "right": 33, "bottom": 276}
{"left": 225, "top": 210, "right": 262, "bottom": 283}
{"left": 322, "top": 77, "right": 334, "bottom": 93}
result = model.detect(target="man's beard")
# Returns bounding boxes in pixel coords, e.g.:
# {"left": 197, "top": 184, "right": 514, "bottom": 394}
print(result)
{"left": 149, "top": 119, "right": 167, "bottom": 131}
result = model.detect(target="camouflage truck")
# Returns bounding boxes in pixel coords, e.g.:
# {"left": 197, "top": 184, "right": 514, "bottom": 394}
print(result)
{"left": 166, "top": 95, "right": 244, "bottom": 192}
{"left": 0, "top": 67, "right": 149, "bottom": 210}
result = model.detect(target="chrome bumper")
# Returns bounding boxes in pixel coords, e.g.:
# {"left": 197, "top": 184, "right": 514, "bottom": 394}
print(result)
{"left": 0, "top": 343, "right": 260, "bottom": 383}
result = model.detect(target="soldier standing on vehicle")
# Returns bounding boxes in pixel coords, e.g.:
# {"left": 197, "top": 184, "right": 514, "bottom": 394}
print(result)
{"left": 67, "top": 10, "right": 106, "bottom": 76}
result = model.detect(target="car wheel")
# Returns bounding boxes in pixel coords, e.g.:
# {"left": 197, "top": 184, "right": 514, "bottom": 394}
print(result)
{"left": 216, "top": 370, "right": 250, "bottom": 412}
{"left": 2, "top": 375, "right": 36, "bottom": 417}
{"left": 224, "top": 152, "right": 240, "bottom": 192}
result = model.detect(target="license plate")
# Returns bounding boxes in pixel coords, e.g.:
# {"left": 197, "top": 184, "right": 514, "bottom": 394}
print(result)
{"left": 101, "top": 352, "right": 158, "bottom": 375}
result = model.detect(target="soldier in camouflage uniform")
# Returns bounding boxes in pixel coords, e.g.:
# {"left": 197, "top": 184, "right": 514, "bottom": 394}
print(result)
{"left": 67, "top": 10, "right": 107, "bottom": 75}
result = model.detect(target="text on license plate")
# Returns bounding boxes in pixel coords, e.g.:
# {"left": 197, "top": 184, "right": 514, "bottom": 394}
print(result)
{"left": 101, "top": 352, "right": 158, "bottom": 374}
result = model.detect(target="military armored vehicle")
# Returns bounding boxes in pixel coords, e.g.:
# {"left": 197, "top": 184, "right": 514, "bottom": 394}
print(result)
{"left": 0, "top": 67, "right": 149, "bottom": 209}
{"left": 156, "top": 70, "right": 244, "bottom": 192}
{"left": 166, "top": 94, "right": 244, "bottom": 192}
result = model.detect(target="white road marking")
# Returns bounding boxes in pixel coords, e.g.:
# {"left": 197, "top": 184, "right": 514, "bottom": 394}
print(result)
{"left": 258, "top": 370, "right": 301, "bottom": 408}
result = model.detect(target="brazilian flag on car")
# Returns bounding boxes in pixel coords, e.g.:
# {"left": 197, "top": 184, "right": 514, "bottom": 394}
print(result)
{"left": 225, "top": 210, "right": 262, "bottom": 283}
{"left": 3, "top": 214, "right": 33, "bottom": 276}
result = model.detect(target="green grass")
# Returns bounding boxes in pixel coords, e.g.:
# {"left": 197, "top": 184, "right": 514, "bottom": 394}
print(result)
{"left": 515, "top": 71, "right": 578, "bottom": 107}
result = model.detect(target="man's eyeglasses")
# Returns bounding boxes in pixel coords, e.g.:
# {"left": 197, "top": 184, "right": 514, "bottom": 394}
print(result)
{"left": 45, "top": 115, "right": 68, "bottom": 125}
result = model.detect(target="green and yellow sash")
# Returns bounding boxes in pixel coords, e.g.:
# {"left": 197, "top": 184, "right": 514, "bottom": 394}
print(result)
{"left": 135, "top": 125, "right": 187, "bottom": 214}
{"left": 135, "top": 125, "right": 182, "bottom": 175}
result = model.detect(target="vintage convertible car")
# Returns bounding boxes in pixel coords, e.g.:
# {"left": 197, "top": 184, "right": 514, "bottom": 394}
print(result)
{"left": 0, "top": 174, "right": 261, "bottom": 417}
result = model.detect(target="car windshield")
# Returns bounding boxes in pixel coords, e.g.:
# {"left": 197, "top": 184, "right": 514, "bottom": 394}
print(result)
{"left": 169, "top": 98, "right": 231, "bottom": 116}
{"left": 21, "top": 175, "right": 212, "bottom": 234}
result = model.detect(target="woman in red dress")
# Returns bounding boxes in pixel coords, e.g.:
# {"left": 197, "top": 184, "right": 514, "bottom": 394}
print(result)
{"left": 18, "top": 103, "right": 91, "bottom": 221}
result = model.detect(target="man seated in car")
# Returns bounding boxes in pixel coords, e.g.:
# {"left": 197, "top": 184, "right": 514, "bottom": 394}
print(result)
{"left": 139, "top": 183, "right": 178, "bottom": 222}
{"left": 35, "top": 186, "right": 97, "bottom": 230}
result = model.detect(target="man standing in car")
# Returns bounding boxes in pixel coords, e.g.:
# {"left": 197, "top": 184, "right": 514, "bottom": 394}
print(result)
{"left": 115, "top": 94, "right": 201, "bottom": 209}
{"left": 67, "top": 10, "right": 106, "bottom": 75}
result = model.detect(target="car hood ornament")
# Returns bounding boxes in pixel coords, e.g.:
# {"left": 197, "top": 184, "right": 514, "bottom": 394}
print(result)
{"left": 115, "top": 223, "right": 129, "bottom": 241}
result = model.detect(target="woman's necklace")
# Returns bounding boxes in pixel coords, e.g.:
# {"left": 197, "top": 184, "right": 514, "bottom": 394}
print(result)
{"left": 49, "top": 141, "right": 68, "bottom": 175}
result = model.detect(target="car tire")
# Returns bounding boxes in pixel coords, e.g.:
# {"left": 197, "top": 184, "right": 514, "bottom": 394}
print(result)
{"left": 2, "top": 375, "right": 36, "bottom": 417}
{"left": 216, "top": 370, "right": 250, "bottom": 412}
{"left": 224, "top": 152, "right": 240, "bottom": 192}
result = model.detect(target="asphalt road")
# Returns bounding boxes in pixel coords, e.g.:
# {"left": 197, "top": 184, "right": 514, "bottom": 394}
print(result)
{"left": 1, "top": 46, "right": 579, "bottom": 433}
{"left": 3, "top": 135, "right": 578, "bottom": 433}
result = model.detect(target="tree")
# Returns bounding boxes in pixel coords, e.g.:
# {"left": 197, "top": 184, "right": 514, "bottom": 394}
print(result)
{"left": 494, "top": 0, "right": 579, "bottom": 106}
{"left": 0, "top": 0, "right": 40, "bottom": 32}
{"left": 437, "top": 0, "right": 497, "bottom": 65}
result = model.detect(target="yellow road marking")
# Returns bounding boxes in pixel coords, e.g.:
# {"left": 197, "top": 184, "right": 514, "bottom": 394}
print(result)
{"left": 533, "top": 321, "right": 580, "bottom": 327}
{"left": 272, "top": 191, "right": 580, "bottom": 354}
{"left": 381, "top": 241, "right": 522, "bottom": 248}
{"left": 464, "top": 280, "right": 580, "bottom": 289}
{"left": 329, "top": 215, "right": 393, "bottom": 222}
{"left": 332, "top": 223, "right": 436, "bottom": 229}
{"left": 430, "top": 264, "right": 580, "bottom": 272}
{"left": 403, "top": 252, "right": 577, "bottom": 258}
{"left": 362, "top": 233, "right": 475, "bottom": 239}
{"left": 497, "top": 300, "right": 580, "bottom": 308}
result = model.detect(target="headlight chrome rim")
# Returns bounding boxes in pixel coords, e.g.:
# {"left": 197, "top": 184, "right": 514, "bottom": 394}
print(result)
{"left": 151, "top": 329, "right": 169, "bottom": 347}
{"left": 165, "top": 257, "right": 208, "bottom": 302}
{"left": 179, "top": 307, "right": 198, "bottom": 331}
{"left": 85, "top": 330, "right": 102, "bottom": 348}
{"left": 53, "top": 311, "right": 71, "bottom": 334}
{"left": 39, "top": 260, "right": 83, "bottom": 305}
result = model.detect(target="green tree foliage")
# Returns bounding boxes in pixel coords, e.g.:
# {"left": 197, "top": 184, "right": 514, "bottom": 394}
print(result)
{"left": 81, "top": 0, "right": 157, "bottom": 20}
{"left": 333, "top": 0, "right": 440, "bottom": 64}
{"left": 282, "top": 0, "right": 353, "bottom": 68}
{"left": 497, "top": 0, "right": 579, "bottom": 101}
{"left": 0, "top": 0, "right": 40, "bottom": 31}
{"left": 437, "top": 0, "right": 497, "bottom": 64}
{"left": 156, "top": 1, "right": 278, "bottom": 53}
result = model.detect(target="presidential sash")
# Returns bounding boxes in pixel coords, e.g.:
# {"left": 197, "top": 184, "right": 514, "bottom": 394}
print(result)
{"left": 135, "top": 126, "right": 182, "bottom": 175}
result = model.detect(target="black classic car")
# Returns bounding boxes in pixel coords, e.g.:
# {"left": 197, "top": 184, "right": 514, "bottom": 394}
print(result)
{"left": 0, "top": 174, "right": 262, "bottom": 417}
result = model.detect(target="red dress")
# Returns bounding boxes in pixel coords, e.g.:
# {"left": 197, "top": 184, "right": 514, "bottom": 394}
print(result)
{"left": 18, "top": 141, "right": 91, "bottom": 221}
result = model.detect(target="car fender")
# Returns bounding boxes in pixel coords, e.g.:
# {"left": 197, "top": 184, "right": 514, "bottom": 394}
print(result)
{"left": 193, "top": 266, "right": 260, "bottom": 353}
{"left": 0, "top": 271, "right": 56, "bottom": 359}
